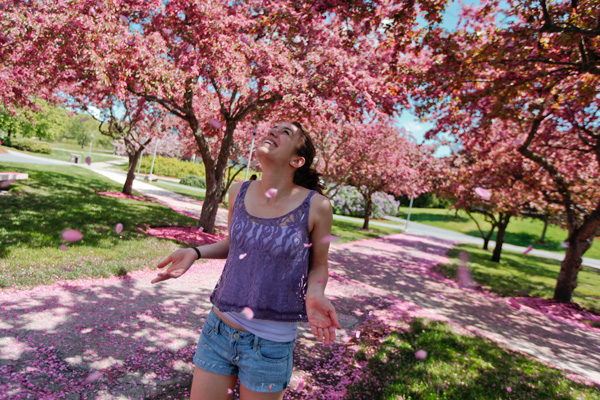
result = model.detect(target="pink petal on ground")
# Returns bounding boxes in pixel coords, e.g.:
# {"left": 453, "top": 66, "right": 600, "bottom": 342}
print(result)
{"left": 436, "top": 294, "right": 445, "bottom": 300}
{"left": 115, "top": 223, "right": 123, "bottom": 234}
{"left": 62, "top": 229, "right": 83, "bottom": 242}
{"left": 240, "top": 35, "right": 251, "bottom": 45}
{"left": 321, "top": 234, "right": 339, "bottom": 244}
{"left": 186, "top": 44, "right": 193, "bottom": 53}
{"left": 85, "top": 370, "right": 103, "bottom": 383}
{"left": 523, "top": 245, "right": 533, "bottom": 255}
{"left": 474, "top": 187, "right": 492, "bottom": 200}
{"left": 561, "top": 241, "right": 569, "bottom": 248}
{"left": 241, "top": 307, "right": 254, "bottom": 320}
{"left": 59, "top": 244, "right": 68, "bottom": 251}
{"left": 265, "top": 188, "right": 278, "bottom": 198}
{"left": 415, "top": 349, "right": 428, "bottom": 359}
{"left": 85, "top": 156, "right": 91, "bottom": 166}
{"left": 208, "top": 118, "right": 222, "bottom": 129}
{"left": 239, "top": 253, "right": 247, "bottom": 259}
{"left": 296, "top": 380, "right": 305, "bottom": 391}
{"left": 509, "top": 298, "right": 521, "bottom": 310}
{"left": 119, "top": 15, "right": 129, "bottom": 24}
{"left": 304, "top": 243, "right": 312, "bottom": 248}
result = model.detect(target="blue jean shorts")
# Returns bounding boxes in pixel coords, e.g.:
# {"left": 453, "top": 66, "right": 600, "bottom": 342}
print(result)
{"left": 193, "top": 309, "right": 295, "bottom": 393}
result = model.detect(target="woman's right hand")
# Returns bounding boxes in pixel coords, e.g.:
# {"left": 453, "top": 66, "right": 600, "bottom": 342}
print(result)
{"left": 151, "top": 248, "right": 198, "bottom": 284}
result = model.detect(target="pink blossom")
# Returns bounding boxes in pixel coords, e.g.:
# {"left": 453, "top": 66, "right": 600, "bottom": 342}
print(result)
{"left": 119, "top": 15, "right": 128, "bottom": 24}
{"left": 240, "top": 35, "right": 251, "bottom": 45}
{"left": 474, "top": 187, "right": 492, "bottom": 200}
{"left": 208, "top": 118, "right": 222, "bottom": 129}
{"left": 415, "top": 349, "right": 427, "bottom": 359}
{"left": 241, "top": 307, "right": 254, "bottom": 320}
{"left": 61, "top": 229, "right": 83, "bottom": 242}
{"left": 508, "top": 298, "right": 521, "bottom": 310}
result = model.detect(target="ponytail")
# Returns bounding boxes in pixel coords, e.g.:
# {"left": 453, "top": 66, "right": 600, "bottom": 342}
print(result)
{"left": 291, "top": 122, "right": 325, "bottom": 194}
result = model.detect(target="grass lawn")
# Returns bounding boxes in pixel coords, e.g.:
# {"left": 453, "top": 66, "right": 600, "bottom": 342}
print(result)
{"left": 399, "top": 207, "right": 600, "bottom": 260}
{"left": 436, "top": 244, "right": 600, "bottom": 315}
{"left": 341, "top": 318, "right": 600, "bottom": 399}
{"left": 0, "top": 162, "right": 198, "bottom": 290}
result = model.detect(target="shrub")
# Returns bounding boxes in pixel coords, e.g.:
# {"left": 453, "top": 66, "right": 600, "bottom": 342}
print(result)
{"left": 331, "top": 186, "right": 400, "bottom": 219}
{"left": 398, "top": 192, "right": 453, "bottom": 208}
{"left": 180, "top": 174, "right": 206, "bottom": 189}
{"left": 136, "top": 156, "right": 205, "bottom": 179}
{"left": 5, "top": 137, "right": 52, "bottom": 154}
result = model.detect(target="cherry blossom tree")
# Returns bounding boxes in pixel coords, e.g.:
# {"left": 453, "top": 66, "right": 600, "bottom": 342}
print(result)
{"left": 409, "top": 0, "right": 600, "bottom": 301}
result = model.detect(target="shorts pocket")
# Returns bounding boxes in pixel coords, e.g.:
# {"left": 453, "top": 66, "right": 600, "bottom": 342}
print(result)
{"left": 256, "top": 341, "right": 292, "bottom": 364}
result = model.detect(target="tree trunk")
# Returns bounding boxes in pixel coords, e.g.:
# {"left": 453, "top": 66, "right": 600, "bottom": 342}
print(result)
{"left": 553, "top": 231, "right": 595, "bottom": 302}
{"left": 362, "top": 194, "right": 373, "bottom": 229}
{"left": 491, "top": 213, "right": 511, "bottom": 262}
{"left": 199, "top": 171, "right": 224, "bottom": 234}
{"left": 483, "top": 227, "right": 495, "bottom": 250}
{"left": 539, "top": 217, "right": 549, "bottom": 242}
{"left": 123, "top": 150, "right": 143, "bottom": 195}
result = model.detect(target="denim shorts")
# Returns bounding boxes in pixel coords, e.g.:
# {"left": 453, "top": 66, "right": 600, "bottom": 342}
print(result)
{"left": 193, "top": 309, "right": 295, "bottom": 393}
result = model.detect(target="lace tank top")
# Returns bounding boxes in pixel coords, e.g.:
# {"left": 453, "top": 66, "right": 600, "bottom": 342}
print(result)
{"left": 210, "top": 181, "right": 316, "bottom": 322}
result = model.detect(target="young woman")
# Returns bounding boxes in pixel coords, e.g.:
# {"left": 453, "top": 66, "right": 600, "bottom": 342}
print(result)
{"left": 151, "top": 122, "right": 341, "bottom": 400}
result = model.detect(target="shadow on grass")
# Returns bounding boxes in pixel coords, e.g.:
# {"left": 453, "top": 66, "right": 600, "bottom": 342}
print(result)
{"left": 0, "top": 163, "right": 197, "bottom": 258}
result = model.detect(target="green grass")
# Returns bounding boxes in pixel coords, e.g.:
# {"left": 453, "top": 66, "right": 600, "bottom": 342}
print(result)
{"left": 399, "top": 207, "right": 600, "bottom": 260}
{"left": 436, "top": 244, "right": 600, "bottom": 315}
{"left": 0, "top": 162, "right": 199, "bottom": 290}
{"left": 344, "top": 318, "right": 600, "bottom": 399}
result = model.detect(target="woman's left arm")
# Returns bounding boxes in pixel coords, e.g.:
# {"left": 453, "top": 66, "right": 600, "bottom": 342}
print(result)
{"left": 306, "top": 194, "right": 341, "bottom": 346}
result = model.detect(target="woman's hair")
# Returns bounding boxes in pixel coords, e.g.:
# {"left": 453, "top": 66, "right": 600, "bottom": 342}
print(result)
{"left": 291, "top": 121, "right": 325, "bottom": 194}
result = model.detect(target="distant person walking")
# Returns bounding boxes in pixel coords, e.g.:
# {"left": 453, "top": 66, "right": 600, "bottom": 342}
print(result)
{"left": 152, "top": 121, "right": 340, "bottom": 400}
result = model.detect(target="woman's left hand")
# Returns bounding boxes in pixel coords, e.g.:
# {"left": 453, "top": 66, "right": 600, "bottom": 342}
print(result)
{"left": 306, "top": 294, "right": 341, "bottom": 346}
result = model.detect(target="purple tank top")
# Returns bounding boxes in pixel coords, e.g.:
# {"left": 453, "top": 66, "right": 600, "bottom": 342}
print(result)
{"left": 210, "top": 181, "right": 317, "bottom": 322}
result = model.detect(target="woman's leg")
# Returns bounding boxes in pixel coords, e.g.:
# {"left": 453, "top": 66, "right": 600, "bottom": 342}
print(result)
{"left": 239, "top": 382, "right": 286, "bottom": 400}
{"left": 189, "top": 366, "right": 238, "bottom": 400}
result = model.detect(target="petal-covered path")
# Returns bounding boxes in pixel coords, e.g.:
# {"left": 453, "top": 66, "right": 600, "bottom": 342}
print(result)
{"left": 1, "top": 233, "right": 600, "bottom": 399}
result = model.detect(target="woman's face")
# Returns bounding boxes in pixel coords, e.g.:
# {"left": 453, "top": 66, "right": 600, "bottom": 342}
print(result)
{"left": 256, "top": 122, "right": 305, "bottom": 167}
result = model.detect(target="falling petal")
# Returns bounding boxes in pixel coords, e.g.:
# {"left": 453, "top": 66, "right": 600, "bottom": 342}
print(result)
{"left": 458, "top": 250, "right": 469, "bottom": 265}
{"left": 457, "top": 263, "right": 473, "bottom": 288}
{"left": 0, "top": 179, "right": 15, "bottom": 188}
{"left": 321, "top": 234, "right": 339, "bottom": 244}
{"left": 126, "top": 39, "right": 135, "bottom": 46}
{"left": 304, "top": 243, "right": 312, "bottom": 248}
{"left": 523, "top": 245, "right": 533, "bottom": 255}
{"left": 186, "top": 44, "right": 193, "bottom": 53}
{"left": 561, "top": 241, "right": 569, "bottom": 248}
{"left": 508, "top": 298, "right": 521, "bottom": 310}
{"left": 474, "top": 187, "right": 492, "bottom": 200}
{"left": 317, "top": 279, "right": 324, "bottom": 283}
{"left": 355, "top": 331, "right": 360, "bottom": 339}
{"left": 115, "top": 223, "right": 123, "bottom": 234}
{"left": 268, "top": 384, "right": 273, "bottom": 391}
{"left": 78, "top": 117, "right": 89, "bottom": 122}
{"left": 241, "top": 307, "right": 254, "bottom": 320}
{"left": 59, "top": 244, "right": 68, "bottom": 251}
{"left": 240, "top": 35, "right": 251, "bottom": 45}
{"left": 227, "top": 388, "right": 233, "bottom": 394}
{"left": 85, "top": 370, "right": 103, "bottom": 383}
{"left": 62, "top": 229, "right": 83, "bottom": 242}
{"left": 239, "top": 253, "right": 247, "bottom": 259}
{"left": 119, "top": 15, "right": 128, "bottom": 24}
{"left": 208, "top": 118, "right": 222, "bottom": 129}
{"left": 415, "top": 349, "right": 427, "bottom": 359}
{"left": 513, "top": 138, "right": 524, "bottom": 146}
{"left": 265, "top": 188, "right": 278, "bottom": 198}
{"left": 507, "top": 387, "right": 512, "bottom": 393}
{"left": 85, "top": 156, "right": 91, "bottom": 166}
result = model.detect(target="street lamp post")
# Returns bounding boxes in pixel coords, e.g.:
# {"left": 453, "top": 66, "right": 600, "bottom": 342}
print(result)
{"left": 88, "top": 134, "right": 94, "bottom": 158}
{"left": 148, "top": 139, "right": 159, "bottom": 181}
{"left": 244, "top": 126, "right": 257, "bottom": 181}
{"left": 404, "top": 195, "right": 414, "bottom": 231}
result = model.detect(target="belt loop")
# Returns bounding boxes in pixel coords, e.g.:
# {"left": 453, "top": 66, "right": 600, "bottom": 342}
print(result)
{"left": 215, "top": 317, "right": 221, "bottom": 336}
{"left": 253, "top": 335, "right": 259, "bottom": 352}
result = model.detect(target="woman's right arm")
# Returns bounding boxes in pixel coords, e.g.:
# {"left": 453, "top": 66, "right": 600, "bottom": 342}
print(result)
{"left": 151, "top": 182, "right": 242, "bottom": 284}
